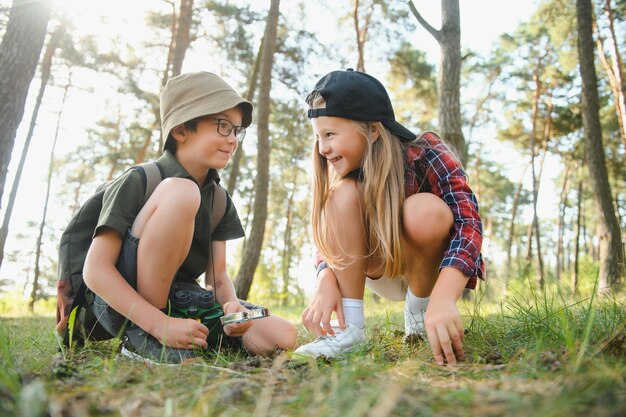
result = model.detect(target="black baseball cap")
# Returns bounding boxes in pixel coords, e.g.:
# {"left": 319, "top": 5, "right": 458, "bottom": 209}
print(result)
{"left": 306, "top": 68, "right": 416, "bottom": 142}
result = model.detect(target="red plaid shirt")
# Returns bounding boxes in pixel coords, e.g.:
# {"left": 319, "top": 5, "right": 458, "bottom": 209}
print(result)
{"left": 315, "top": 131, "right": 485, "bottom": 289}
{"left": 404, "top": 132, "right": 484, "bottom": 289}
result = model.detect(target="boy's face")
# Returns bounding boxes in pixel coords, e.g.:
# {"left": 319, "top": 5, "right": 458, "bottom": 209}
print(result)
{"left": 175, "top": 107, "right": 243, "bottom": 170}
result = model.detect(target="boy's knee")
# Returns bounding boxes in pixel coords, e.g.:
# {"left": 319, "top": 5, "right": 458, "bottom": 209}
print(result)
{"left": 402, "top": 193, "right": 453, "bottom": 247}
{"left": 154, "top": 178, "right": 201, "bottom": 216}
{"left": 281, "top": 321, "right": 298, "bottom": 350}
{"left": 245, "top": 318, "right": 298, "bottom": 354}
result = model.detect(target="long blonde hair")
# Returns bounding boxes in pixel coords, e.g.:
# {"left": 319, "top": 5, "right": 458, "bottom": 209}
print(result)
{"left": 310, "top": 93, "right": 408, "bottom": 278}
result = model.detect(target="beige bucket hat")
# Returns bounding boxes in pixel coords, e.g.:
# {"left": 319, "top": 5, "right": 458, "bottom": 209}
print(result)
{"left": 160, "top": 71, "right": 253, "bottom": 152}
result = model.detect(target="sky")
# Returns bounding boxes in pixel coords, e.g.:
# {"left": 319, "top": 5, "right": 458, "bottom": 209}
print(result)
{"left": 0, "top": 0, "right": 542, "bottom": 297}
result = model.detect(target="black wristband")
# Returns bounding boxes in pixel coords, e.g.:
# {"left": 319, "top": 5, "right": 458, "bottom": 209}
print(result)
{"left": 316, "top": 261, "right": 329, "bottom": 277}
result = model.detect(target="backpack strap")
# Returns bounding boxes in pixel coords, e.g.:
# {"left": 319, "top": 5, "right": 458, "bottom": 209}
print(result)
{"left": 206, "top": 183, "right": 227, "bottom": 293}
{"left": 210, "top": 183, "right": 227, "bottom": 234}
{"left": 135, "top": 161, "right": 164, "bottom": 204}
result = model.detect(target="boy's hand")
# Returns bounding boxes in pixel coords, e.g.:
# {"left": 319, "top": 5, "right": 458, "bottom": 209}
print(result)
{"left": 424, "top": 297, "right": 465, "bottom": 366}
{"left": 222, "top": 301, "right": 253, "bottom": 337}
{"left": 301, "top": 269, "right": 345, "bottom": 336}
{"left": 156, "top": 316, "right": 209, "bottom": 350}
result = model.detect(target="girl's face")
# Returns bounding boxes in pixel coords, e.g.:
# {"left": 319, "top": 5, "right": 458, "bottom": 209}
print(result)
{"left": 175, "top": 107, "right": 242, "bottom": 171}
{"left": 311, "top": 116, "right": 368, "bottom": 177}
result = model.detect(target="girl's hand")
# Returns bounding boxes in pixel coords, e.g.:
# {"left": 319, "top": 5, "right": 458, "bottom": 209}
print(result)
{"left": 221, "top": 301, "right": 253, "bottom": 337}
{"left": 424, "top": 297, "right": 465, "bottom": 365}
{"left": 301, "top": 269, "right": 345, "bottom": 336}
{"left": 155, "top": 316, "right": 209, "bottom": 350}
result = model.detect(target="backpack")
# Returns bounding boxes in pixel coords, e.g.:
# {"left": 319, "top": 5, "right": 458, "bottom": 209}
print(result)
{"left": 55, "top": 161, "right": 227, "bottom": 349}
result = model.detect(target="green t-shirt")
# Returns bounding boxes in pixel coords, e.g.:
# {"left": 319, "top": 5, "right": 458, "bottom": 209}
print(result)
{"left": 95, "top": 150, "right": 245, "bottom": 282}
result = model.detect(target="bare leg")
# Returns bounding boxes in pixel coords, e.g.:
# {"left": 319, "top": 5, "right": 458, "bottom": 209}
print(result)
{"left": 402, "top": 193, "right": 454, "bottom": 296}
{"left": 130, "top": 178, "right": 200, "bottom": 309}
{"left": 242, "top": 316, "right": 297, "bottom": 355}
{"left": 325, "top": 179, "right": 369, "bottom": 299}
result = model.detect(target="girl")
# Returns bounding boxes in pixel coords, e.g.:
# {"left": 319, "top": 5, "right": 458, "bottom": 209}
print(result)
{"left": 294, "top": 69, "right": 484, "bottom": 365}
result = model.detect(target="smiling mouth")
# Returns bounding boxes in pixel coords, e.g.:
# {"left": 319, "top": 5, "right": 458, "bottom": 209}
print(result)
{"left": 328, "top": 156, "right": 342, "bottom": 163}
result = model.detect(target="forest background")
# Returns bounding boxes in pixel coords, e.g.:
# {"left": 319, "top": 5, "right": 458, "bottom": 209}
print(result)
{"left": 0, "top": 0, "right": 624, "bottom": 313}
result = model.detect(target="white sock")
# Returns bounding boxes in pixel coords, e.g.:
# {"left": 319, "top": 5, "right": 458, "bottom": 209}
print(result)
{"left": 404, "top": 287, "right": 429, "bottom": 335}
{"left": 342, "top": 298, "right": 364, "bottom": 329}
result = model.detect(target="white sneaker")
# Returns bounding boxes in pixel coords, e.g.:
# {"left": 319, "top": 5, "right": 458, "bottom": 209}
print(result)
{"left": 294, "top": 322, "right": 366, "bottom": 358}
{"left": 404, "top": 301, "right": 426, "bottom": 338}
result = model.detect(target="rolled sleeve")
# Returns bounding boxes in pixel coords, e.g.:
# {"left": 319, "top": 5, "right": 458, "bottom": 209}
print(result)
{"left": 95, "top": 170, "right": 144, "bottom": 238}
{"left": 420, "top": 146, "right": 484, "bottom": 287}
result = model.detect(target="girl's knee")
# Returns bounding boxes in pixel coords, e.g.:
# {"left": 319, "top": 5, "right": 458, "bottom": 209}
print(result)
{"left": 402, "top": 193, "right": 453, "bottom": 247}
{"left": 327, "top": 178, "right": 361, "bottom": 218}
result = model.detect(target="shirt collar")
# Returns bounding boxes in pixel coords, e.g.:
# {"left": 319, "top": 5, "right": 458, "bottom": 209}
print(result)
{"left": 156, "top": 150, "right": 220, "bottom": 188}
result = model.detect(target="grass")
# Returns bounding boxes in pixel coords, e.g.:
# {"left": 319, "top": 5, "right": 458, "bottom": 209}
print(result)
{"left": 1, "top": 287, "right": 625, "bottom": 417}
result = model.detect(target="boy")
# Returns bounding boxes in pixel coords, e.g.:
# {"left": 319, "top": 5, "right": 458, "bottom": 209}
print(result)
{"left": 83, "top": 71, "right": 297, "bottom": 364}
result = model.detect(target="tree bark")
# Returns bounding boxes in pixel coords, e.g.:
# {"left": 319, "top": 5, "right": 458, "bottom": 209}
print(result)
{"left": 504, "top": 164, "right": 528, "bottom": 294}
{"left": 161, "top": 0, "right": 178, "bottom": 88}
{"left": 556, "top": 162, "right": 572, "bottom": 283}
{"left": 234, "top": 0, "right": 280, "bottom": 300}
{"left": 524, "top": 66, "right": 546, "bottom": 286}
{"left": 226, "top": 37, "right": 264, "bottom": 196}
{"left": 576, "top": 0, "right": 625, "bottom": 292}
{"left": 466, "top": 67, "right": 499, "bottom": 203}
{"left": 0, "top": 21, "right": 57, "bottom": 269}
{"left": 0, "top": 0, "right": 51, "bottom": 211}
{"left": 593, "top": 0, "right": 626, "bottom": 148}
{"left": 572, "top": 175, "right": 584, "bottom": 294}
{"left": 409, "top": 0, "right": 466, "bottom": 164}
{"left": 353, "top": 0, "right": 374, "bottom": 72}
{"left": 137, "top": 0, "right": 194, "bottom": 162}
{"left": 280, "top": 168, "right": 298, "bottom": 306}
{"left": 170, "top": 0, "right": 194, "bottom": 77}
{"left": 30, "top": 78, "right": 71, "bottom": 311}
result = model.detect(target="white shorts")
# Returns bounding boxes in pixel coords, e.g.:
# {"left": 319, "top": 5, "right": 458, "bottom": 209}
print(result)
{"left": 365, "top": 276, "right": 408, "bottom": 301}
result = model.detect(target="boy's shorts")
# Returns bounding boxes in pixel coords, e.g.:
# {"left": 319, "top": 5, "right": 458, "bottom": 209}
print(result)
{"left": 91, "top": 229, "right": 259, "bottom": 348}
{"left": 365, "top": 276, "right": 408, "bottom": 301}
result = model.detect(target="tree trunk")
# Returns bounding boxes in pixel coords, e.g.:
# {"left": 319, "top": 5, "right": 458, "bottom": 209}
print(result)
{"left": 137, "top": 0, "right": 194, "bottom": 162}
{"left": 0, "top": 21, "right": 57, "bottom": 269}
{"left": 504, "top": 165, "right": 528, "bottom": 294}
{"left": 30, "top": 78, "right": 70, "bottom": 311}
{"left": 524, "top": 66, "right": 545, "bottom": 285}
{"left": 226, "top": 37, "right": 264, "bottom": 196}
{"left": 466, "top": 68, "right": 498, "bottom": 203}
{"left": 234, "top": 0, "right": 280, "bottom": 300}
{"left": 161, "top": 0, "right": 177, "bottom": 88}
{"left": 556, "top": 162, "right": 572, "bottom": 283}
{"left": 170, "top": 0, "right": 194, "bottom": 77}
{"left": 352, "top": 0, "right": 374, "bottom": 72}
{"left": 0, "top": 0, "right": 51, "bottom": 211}
{"left": 281, "top": 169, "right": 298, "bottom": 306}
{"left": 576, "top": 0, "right": 625, "bottom": 293}
{"left": 409, "top": 0, "right": 466, "bottom": 164}
{"left": 594, "top": 0, "right": 626, "bottom": 148}
{"left": 572, "top": 175, "right": 584, "bottom": 294}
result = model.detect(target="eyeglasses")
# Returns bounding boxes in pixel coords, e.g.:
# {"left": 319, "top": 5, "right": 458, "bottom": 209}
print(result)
{"left": 205, "top": 117, "right": 246, "bottom": 142}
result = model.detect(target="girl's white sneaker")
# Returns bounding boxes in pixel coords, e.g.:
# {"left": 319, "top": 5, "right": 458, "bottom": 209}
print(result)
{"left": 294, "top": 322, "right": 366, "bottom": 358}
{"left": 404, "top": 301, "right": 426, "bottom": 338}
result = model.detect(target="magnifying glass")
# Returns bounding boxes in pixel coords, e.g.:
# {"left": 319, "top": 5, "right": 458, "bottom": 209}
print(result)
{"left": 220, "top": 308, "right": 270, "bottom": 325}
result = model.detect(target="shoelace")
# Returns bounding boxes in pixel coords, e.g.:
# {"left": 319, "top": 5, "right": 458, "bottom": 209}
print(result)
{"left": 313, "top": 329, "right": 342, "bottom": 342}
